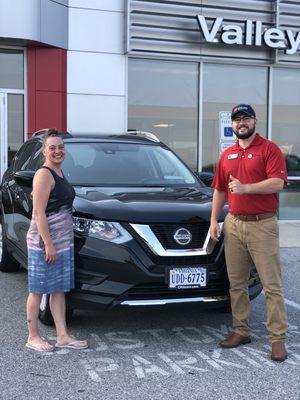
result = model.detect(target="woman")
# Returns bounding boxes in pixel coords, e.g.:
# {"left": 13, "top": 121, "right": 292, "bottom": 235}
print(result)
{"left": 26, "top": 129, "right": 88, "bottom": 352}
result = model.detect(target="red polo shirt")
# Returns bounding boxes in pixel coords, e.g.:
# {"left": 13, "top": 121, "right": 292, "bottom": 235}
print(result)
{"left": 212, "top": 133, "right": 287, "bottom": 215}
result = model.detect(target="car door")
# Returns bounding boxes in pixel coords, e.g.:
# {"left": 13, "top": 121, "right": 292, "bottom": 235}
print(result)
{"left": 10, "top": 141, "right": 42, "bottom": 255}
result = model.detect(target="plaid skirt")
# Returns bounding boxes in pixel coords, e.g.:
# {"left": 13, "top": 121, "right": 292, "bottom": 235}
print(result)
{"left": 27, "top": 210, "right": 75, "bottom": 294}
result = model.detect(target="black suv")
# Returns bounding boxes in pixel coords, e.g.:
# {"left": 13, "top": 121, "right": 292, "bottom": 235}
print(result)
{"left": 0, "top": 132, "right": 262, "bottom": 324}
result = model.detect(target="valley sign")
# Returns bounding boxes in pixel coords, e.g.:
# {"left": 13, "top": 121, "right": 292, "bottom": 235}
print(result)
{"left": 197, "top": 16, "right": 300, "bottom": 55}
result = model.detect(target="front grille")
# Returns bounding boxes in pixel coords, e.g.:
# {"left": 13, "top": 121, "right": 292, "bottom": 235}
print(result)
{"left": 125, "top": 282, "right": 228, "bottom": 300}
{"left": 147, "top": 234, "right": 224, "bottom": 266}
{"left": 150, "top": 222, "right": 210, "bottom": 249}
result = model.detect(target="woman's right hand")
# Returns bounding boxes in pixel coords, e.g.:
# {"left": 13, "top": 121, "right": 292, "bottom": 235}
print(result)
{"left": 44, "top": 243, "right": 57, "bottom": 264}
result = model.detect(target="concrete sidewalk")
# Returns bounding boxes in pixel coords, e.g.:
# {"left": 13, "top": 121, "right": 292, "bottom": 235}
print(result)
{"left": 279, "top": 221, "right": 300, "bottom": 247}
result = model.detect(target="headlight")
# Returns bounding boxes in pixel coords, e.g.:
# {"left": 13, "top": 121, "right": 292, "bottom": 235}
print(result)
{"left": 73, "top": 217, "right": 132, "bottom": 244}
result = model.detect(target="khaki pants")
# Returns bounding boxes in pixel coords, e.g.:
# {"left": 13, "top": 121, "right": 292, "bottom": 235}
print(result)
{"left": 223, "top": 213, "right": 288, "bottom": 342}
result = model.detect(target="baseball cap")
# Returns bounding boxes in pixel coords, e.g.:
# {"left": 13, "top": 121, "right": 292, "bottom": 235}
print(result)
{"left": 231, "top": 104, "right": 256, "bottom": 120}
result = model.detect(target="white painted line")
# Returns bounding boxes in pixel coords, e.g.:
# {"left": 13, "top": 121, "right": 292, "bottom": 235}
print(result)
{"left": 231, "top": 349, "right": 262, "bottom": 367}
{"left": 285, "top": 299, "right": 300, "bottom": 311}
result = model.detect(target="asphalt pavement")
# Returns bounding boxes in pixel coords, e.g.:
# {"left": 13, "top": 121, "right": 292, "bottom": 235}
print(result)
{"left": 0, "top": 224, "right": 299, "bottom": 400}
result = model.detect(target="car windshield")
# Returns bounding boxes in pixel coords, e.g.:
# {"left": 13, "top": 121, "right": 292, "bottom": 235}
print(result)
{"left": 63, "top": 142, "right": 200, "bottom": 187}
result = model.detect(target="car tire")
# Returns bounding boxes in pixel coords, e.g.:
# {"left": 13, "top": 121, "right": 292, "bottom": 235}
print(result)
{"left": 39, "top": 294, "right": 74, "bottom": 326}
{"left": 0, "top": 219, "right": 20, "bottom": 272}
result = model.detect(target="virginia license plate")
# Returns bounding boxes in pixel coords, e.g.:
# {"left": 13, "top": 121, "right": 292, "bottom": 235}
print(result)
{"left": 168, "top": 267, "right": 206, "bottom": 289}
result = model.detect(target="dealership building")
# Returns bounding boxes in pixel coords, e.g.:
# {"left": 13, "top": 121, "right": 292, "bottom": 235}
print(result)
{"left": 0, "top": 0, "right": 299, "bottom": 219}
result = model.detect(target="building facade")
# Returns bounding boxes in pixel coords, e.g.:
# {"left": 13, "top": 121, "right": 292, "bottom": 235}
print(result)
{"left": 0, "top": 0, "right": 299, "bottom": 218}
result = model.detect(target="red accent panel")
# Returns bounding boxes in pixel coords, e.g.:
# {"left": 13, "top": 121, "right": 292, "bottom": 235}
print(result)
{"left": 36, "top": 48, "right": 66, "bottom": 92}
{"left": 36, "top": 92, "right": 66, "bottom": 130}
{"left": 27, "top": 47, "right": 67, "bottom": 136}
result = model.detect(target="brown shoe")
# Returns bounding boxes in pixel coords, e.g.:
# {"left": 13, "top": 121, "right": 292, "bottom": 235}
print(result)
{"left": 271, "top": 341, "right": 288, "bottom": 362}
{"left": 219, "top": 332, "right": 251, "bottom": 349}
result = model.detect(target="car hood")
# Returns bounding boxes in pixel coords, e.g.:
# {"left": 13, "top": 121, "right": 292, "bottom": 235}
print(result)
{"left": 73, "top": 186, "right": 226, "bottom": 223}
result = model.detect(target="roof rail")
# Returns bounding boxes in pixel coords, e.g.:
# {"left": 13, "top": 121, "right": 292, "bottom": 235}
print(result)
{"left": 127, "top": 130, "right": 160, "bottom": 143}
{"left": 31, "top": 128, "right": 50, "bottom": 137}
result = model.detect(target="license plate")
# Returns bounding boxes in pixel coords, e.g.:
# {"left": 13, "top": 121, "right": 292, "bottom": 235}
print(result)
{"left": 168, "top": 267, "right": 206, "bottom": 289}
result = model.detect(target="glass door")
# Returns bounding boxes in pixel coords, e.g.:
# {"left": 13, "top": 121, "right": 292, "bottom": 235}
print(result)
{"left": 7, "top": 93, "right": 24, "bottom": 168}
{"left": 0, "top": 92, "right": 24, "bottom": 178}
{"left": 0, "top": 48, "right": 25, "bottom": 179}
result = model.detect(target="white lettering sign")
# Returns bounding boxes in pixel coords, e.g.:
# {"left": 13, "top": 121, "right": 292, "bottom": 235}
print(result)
{"left": 197, "top": 15, "right": 300, "bottom": 55}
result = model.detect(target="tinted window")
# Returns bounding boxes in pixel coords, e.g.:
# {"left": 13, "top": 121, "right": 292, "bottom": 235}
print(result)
{"left": 63, "top": 142, "right": 198, "bottom": 187}
{"left": 14, "top": 142, "right": 37, "bottom": 171}
{"left": 28, "top": 144, "right": 43, "bottom": 170}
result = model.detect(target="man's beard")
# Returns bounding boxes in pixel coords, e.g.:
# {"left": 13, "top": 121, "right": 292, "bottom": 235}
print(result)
{"left": 233, "top": 125, "right": 256, "bottom": 140}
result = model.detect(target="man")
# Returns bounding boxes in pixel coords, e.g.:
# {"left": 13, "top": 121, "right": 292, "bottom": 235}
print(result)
{"left": 209, "top": 104, "right": 288, "bottom": 362}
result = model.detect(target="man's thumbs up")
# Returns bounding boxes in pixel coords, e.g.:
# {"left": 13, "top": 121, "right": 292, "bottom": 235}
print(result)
{"left": 228, "top": 175, "right": 243, "bottom": 194}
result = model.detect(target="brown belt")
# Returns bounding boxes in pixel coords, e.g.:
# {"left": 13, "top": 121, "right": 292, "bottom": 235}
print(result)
{"left": 230, "top": 212, "right": 276, "bottom": 221}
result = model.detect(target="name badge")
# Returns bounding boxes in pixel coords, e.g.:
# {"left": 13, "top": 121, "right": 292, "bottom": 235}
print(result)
{"left": 228, "top": 154, "right": 238, "bottom": 160}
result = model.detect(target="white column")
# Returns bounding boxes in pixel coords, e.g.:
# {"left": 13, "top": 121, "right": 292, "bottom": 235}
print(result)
{"left": 67, "top": 1, "right": 127, "bottom": 134}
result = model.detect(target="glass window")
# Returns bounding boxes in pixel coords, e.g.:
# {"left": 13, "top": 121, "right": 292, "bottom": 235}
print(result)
{"left": 202, "top": 64, "right": 268, "bottom": 172}
{"left": 272, "top": 68, "right": 300, "bottom": 220}
{"left": 28, "top": 144, "right": 43, "bottom": 170}
{"left": 0, "top": 50, "right": 24, "bottom": 89}
{"left": 7, "top": 94, "right": 24, "bottom": 166}
{"left": 128, "top": 59, "right": 199, "bottom": 170}
{"left": 14, "top": 143, "right": 37, "bottom": 171}
{"left": 64, "top": 142, "right": 198, "bottom": 187}
{"left": 272, "top": 68, "right": 300, "bottom": 177}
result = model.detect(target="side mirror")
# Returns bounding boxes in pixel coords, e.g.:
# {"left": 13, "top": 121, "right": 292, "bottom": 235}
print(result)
{"left": 14, "top": 170, "right": 35, "bottom": 187}
{"left": 195, "top": 171, "right": 214, "bottom": 187}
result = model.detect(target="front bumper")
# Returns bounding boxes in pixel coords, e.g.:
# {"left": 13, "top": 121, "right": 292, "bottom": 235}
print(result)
{"left": 66, "top": 234, "right": 262, "bottom": 310}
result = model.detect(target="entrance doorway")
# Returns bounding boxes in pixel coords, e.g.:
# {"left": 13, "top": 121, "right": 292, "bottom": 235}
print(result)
{"left": 0, "top": 48, "right": 25, "bottom": 178}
